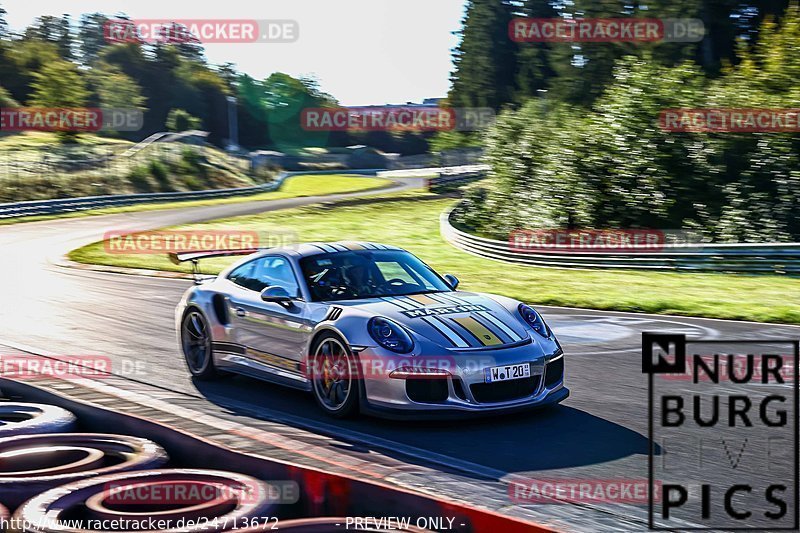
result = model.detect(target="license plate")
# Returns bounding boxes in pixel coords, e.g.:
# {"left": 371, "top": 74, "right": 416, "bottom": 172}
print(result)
{"left": 484, "top": 363, "right": 530, "bottom": 383}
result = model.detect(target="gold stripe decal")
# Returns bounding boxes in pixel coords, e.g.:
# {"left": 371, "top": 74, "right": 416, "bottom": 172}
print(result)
{"left": 245, "top": 347, "right": 299, "bottom": 371}
{"left": 452, "top": 317, "right": 503, "bottom": 346}
{"left": 406, "top": 294, "right": 438, "bottom": 306}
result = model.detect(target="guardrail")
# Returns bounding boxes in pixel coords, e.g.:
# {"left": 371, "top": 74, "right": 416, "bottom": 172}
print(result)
{"left": 0, "top": 169, "right": 383, "bottom": 220}
{"left": 441, "top": 206, "right": 800, "bottom": 274}
{"left": 378, "top": 165, "right": 489, "bottom": 192}
{"left": 429, "top": 165, "right": 488, "bottom": 192}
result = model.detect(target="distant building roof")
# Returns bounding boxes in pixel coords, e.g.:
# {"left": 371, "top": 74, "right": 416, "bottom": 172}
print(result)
{"left": 350, "top": 98, "right": 445, "bottom": 108}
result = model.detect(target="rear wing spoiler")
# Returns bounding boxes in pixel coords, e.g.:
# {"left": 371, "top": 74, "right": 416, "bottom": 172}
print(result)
{"left": 167, "top": 249, "right": 260, "bottom": 265}
{"left": 168, "top": 249, "right": 262, "bottom": 284}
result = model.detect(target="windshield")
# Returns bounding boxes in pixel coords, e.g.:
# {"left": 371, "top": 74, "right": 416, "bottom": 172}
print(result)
{"left": 299, "top": 249, "right": 451, "bottom": 302}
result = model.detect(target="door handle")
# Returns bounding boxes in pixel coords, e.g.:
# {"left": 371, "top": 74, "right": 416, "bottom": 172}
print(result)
{"left": 235, "top": 307, "right": 246, "bottom": 318}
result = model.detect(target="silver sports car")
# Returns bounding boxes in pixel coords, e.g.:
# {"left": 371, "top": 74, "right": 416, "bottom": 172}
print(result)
{"left": 172, "top": 242, "right": 568, "bottom": 418}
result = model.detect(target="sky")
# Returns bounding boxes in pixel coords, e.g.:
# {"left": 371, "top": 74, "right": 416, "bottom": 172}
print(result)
{"left": 2, "top": 0, "right": 467, "bottom": 106}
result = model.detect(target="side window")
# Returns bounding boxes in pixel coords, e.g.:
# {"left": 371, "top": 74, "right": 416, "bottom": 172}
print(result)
{"left": 228, "top": 260, "right": 257, "bottom": 290}
{"left": 252, "top": 256, "right": 301, "bottom": 297}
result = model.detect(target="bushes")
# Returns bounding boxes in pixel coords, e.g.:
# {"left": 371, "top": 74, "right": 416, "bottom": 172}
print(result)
{"left": 0, "top": 142, "right": 258, "bottom": 202}
{"left": 127, "top": 166, "right": 155, "bottom": 193}
{"left": 166, "top": 109, "right": 202, "bottom": 132}
{"left": 469, "top": 9, "right": 800, "bottom": 244}
{"left": 126, "top": 150, "right": 212, "bottom": 193}
{"left": 148, "top": 160, "right": 170, "bottom": 191}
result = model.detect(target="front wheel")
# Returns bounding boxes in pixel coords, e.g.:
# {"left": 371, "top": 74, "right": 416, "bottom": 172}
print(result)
{"left": 310, "top": 333, "right": 360, "bottom": 418}
{"left": 180, "top": 310, "right": 221, "bottom": 380}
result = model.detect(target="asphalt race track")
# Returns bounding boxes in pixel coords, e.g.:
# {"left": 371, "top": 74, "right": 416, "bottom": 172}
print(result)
{"left": 1, "top": 179, "right": 798, "bottom": 532}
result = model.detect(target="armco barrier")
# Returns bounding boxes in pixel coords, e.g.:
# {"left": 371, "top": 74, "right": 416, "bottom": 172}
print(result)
{"left": 377, "top": 165, "right": 488, "bottom": 193}
{"left": 441, "top": 206, "right": 800, "bottom": 274}
{"left": 0, "top": 170, "right": 384, "bottom": 220}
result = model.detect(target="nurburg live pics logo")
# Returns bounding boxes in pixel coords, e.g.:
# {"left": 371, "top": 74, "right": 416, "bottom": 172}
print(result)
{"left": 643, "top": 332, "right": 799, "bottom": 530}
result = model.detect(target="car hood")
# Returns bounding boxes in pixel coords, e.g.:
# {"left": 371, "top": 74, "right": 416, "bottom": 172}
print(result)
{"left": 330, "top": 292, "right": 531, "bottom": 350}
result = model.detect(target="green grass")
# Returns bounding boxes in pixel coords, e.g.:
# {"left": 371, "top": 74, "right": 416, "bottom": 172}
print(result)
{"left": 70, "top": 191, "right": 800, "bottom": 324}
{"left": 1, "top": 174, "right": 391, "bottom": 226}
{"left": 0, "top": 132, "right": 133, "bottom": 149}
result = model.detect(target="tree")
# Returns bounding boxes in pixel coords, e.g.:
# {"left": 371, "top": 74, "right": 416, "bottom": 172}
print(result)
{"left": 78, "top": 13, "right": 110, "bottom": 65}
{"left": 0, "top": 85, "right": 18, "bottom": 107}
{"left": 155, "top": 23, "right": 205, "bottom": 63}
{"left": 166, "top": 108, "right": 201, "bottom": 132}
{"left": 3, "top": 40, "right": 61, "bottom": 104}
{"left": 173, "top": 61, "right": 230, "bottom": 144}
{"left": 23, "top": 15, "right": 75, "bottom": 60}
{"left": 90, "top": 63, "right": 146, "bottom": 109}
{"left": 512, "top": 0, "right": 558, "bottom": 103}
{"left": 29, "top": 59, "right": 89, "bottom": 107}
{"left": 0, "top": 4, "right": 9, "bottom": 39}
{"left": 235, "top": 74, "right": 271, "bottom": 148}
{"left": 216, "top": 63, "right": 239, "bottom": 92}
{"left": 448, "top": 0, "right": 517, "bottom": 110}
{"left": 261, "top": 72, "right": 336, "bottom": 149}
{"left": 29, "top": 59, "right": 90, "bottom": 142}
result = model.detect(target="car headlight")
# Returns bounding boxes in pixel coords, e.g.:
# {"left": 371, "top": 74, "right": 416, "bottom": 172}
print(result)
{"left": 368, "top": 317, "right": 414, "bottom": 354}
{"left": 518, "top": 304, "right": 550, "bottom": 337}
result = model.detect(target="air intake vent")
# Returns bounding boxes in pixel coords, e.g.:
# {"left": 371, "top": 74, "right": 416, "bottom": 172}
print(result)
{"left": 212, "top": 294, "right": 230, "bottom": 325}
{"left": 326, "top": 307, "right": 343, "bottom": 321}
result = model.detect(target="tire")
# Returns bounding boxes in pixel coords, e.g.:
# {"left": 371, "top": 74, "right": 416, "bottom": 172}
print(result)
{"left": 0, "top": 433, "right": 168, "bottom": 509}
{"left": 0, "top": 404, "right": 76, "bottom": 438}
{"left": 181, "top": 309, "right": 221, "bottom": 380}
{"left": 12, "top": 469, "right": 276, "bottom": 533}
{"left": 309, "top": 332, "right": 360, "bottom": 418}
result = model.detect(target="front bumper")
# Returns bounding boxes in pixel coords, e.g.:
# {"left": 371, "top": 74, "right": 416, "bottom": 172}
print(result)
{"left": 361, "top": 386, "right": 569, "bottom": 420}
{"left": 356, "top": 341, "right": 568, "bottom": 418}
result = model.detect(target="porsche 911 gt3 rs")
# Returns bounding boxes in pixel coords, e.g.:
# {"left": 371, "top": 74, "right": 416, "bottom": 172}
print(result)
{"left": 172, "top": 242, "right": 568, "bottom": 418}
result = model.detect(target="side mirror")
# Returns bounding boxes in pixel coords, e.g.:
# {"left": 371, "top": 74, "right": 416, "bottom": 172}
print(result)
{"left": 261, "top": 286, "right": 293, "bottom": 304}
{"left": 443, "top": 274, "right": 459, "bottom": 290}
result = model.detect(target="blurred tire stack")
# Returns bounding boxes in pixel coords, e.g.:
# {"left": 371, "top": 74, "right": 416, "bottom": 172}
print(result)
{"left": 0, "top": 402, "right": 437, "bottom": 532}
{"left": 0, "top": 404, "right": 76, "bottom": 437}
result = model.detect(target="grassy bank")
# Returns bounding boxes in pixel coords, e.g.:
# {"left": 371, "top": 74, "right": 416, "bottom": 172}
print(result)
{"left": 70, "top": 191, "right": 800, "bottom": 324}
{"left": 2, "top": 174, "right": 391, "bottom": 226}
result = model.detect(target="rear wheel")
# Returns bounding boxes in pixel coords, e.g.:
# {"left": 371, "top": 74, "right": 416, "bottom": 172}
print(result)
{"left": 310, "top": 333, "right": 360, "bottom": 418}
{"left": 181, "top": 310, "right": 220, "bottom": 380}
